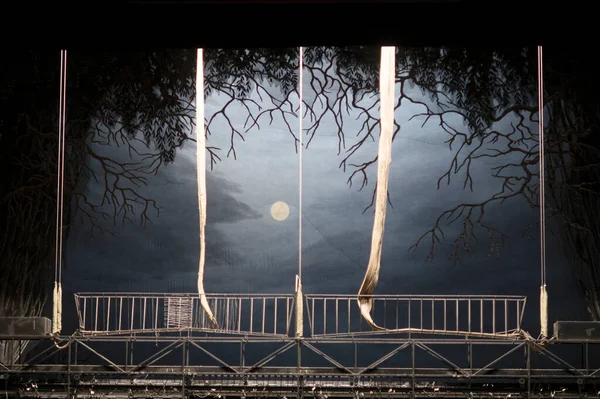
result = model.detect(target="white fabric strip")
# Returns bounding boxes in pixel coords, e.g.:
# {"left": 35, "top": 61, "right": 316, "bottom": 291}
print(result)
{"left": 357, "top": 46, "right": 396, "bottom": 330}
{"left": 196, "top": 49, "right": 218, "bottom": 328}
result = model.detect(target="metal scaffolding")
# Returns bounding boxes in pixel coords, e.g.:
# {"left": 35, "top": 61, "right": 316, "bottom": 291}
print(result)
{"left": 1, "top": 334, "right": 599, "bottom": 398}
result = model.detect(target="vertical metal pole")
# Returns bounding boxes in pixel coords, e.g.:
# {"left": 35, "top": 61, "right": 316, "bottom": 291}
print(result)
{"left": 74, "top": 340, "right": 78, "bottom": 365}
{"left": 584, "top": 342, "right": 589, "bottom": 373}
{"left": 129, "top": 339, "right": 134, "bottom": 368}
{"left": 411, "top": 341, "right": 416, "bottom": 399}
{"left": 67, "top": 339, "right": 72, "bottom": 398}
{"left": 181, "top": 340, "right": 187, "bottom": 399}
{"left": 297, "top": 339, "right": 303, "bottom": 399}
{"left": 467, "top": 340, "right": 472, "bottom": 385}
{"left": 239, "top": 341, "right": 244, "bottom": 372}
{"left": 526, "top": 343, "right": 531, "bottom": 399}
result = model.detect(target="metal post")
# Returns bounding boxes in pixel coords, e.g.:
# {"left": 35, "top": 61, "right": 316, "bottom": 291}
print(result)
{"left": 129, "top": 339, "right": 134, "bottom": 367}
{"left": 182, "top": 341, "right": 187, "bottom": 399}
{"left": 526, "top": 342, "right": 531, "bottom": 399}
{"left": 67, "top": 339, "right": 71, "bottom": 398}
{"left": 411, "top": 341, "right": 416, "bottom": 399}
{"left": 468, "top": 340, "right": 472, "bottom": 387}
{"left": 74, "top": 340, "right": 78, "bottom": 366}
{"left": 297, "top": 339, "right": 303, "bottom": 399}
{"left": 240, "top": 340, "right": 246, "bottom": 372}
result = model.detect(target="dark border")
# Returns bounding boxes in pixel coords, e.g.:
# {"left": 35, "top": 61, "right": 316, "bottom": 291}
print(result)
{"left": 3, "top": 1, "right": 585, "bottom": 49}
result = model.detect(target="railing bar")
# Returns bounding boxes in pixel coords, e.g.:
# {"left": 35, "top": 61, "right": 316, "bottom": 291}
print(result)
{"left": 492, "top": 298, "right": 496, "bottom": 335}
{"left": 238, "top": 298, "right": 242, "bottom": 333}
{"left": 226, "top": 298, "right": 230, "bottom": 331}
{"left": 214, "top": 298, "right": 218, "bottom": 332}
{"left": 324, "top": 298, "right": 327, "bottom": 335}
{"left": 468, "top": 299, "right": 471, "bottom": 334}
{"left": 431, "top": 299, "right": 434, "bottom": 331}
{"left": 106, "top": 297, "right": 111, "bottom": 332}
{"left": 143, "top": 298, "right": 147, "bottom": 331}
{"left": 504, "top": 299, "right": 508, "bottom": 336}
{"left": 408, "top": 298, "right": 411, "bottom": 333}
{"left": 178, "top": 298, "right": 182, "bottom": 328}
{"left": 262, "top": 297, "right": 266, "bottom": 334}
{"left": 118, "top": 298, "right": 123, "bottom": 332}
{"left": 94, "top": 297, "right": 99, "bottom": 332}
{"left": 155, "top": 298, "right": 159, "bottom": 331}
{"left": 516, "top": 300, "right": 520, "bottom": 331}
{"left": 336, "top": 299, "right": 339, "bottom": 334}
{"left": 139, "top": 297, "right": 144, "bottom": 330}
{"left": 420, "top": 298, "right": 423, "bottom": 331}
{"left": 274, "top": 298, "right": 278, "bottom": 335}
{"left": 250, "top": 298, "right": 254, "bottom": 334}
{"left": 384, "top": 299, "right": 387, "bottom": 329}
{"left": 83, "top": 297, "right": 87, "bottom": 331}
{"left": 130, "top": 297, "right": 135, "bottom": 330}
{"left": 347, "top": 298, "right": 350, "bottom": 334}
{"left": 395, "top": 299, "right": 399, "bottom": 330}
{"left": 480, "top": 299, "right": 483, "bottom": 333}
{"left": 443, "top": 299, "right": 447, "bottom": 331}
{"left": 455, "top": 299, "right": 459, "bottom": 332}
{"left": 312, "top": 298, "right": 315, "bottom": 334}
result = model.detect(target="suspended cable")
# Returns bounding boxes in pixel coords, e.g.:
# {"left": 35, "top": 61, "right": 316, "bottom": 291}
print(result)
{"left": 53, "top": 49, "right": 67, "bottom": 335}
{"left": 295, "top": 46, "right": 304, "bottom": 337}
{"left": 538, "top": 45, "right": 548, "bottom": 339}
{"left": 196, "top": 48, "right": 218, "bottom": 329}
{"left": 298, "top": 46, "right": 304, "bottom": 283}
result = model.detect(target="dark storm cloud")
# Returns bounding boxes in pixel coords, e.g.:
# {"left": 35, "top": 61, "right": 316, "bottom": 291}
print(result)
{"left": 63, "top": 140, "right": 260, "bottom": 293}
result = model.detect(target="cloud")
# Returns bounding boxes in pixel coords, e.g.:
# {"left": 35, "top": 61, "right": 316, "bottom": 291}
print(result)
{"left": 64, "top": 140, "right": 260, "bottom": 292}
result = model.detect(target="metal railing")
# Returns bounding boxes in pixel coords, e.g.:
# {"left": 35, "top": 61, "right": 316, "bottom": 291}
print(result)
{"left": 74, "top": 293, "right": 295, "bottom": 337}
{"left": 305, "top": 295, "right": 527, "bottom": 338}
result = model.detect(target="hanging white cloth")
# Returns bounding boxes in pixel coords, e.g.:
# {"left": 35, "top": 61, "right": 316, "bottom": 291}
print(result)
{"left": 196, "top": 49, "right": 218, "bottom": 328}
{"left": 357, "top": 46, "right": 396, "bottom": 331}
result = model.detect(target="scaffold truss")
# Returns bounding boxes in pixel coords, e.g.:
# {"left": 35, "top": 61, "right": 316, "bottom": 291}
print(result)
{"left": 0, "top": 335, "right": 599, "bottom": 398}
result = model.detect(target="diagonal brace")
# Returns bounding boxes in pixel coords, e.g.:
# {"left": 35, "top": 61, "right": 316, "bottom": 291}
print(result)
{"left": 243, "top": 341, "right": 296, "bottom": 374}
{"left": 536, "top": 343, "right": 585, "bottom": 376}
{"left": 358, "top": 342, "right": 410, "bottom": 375}
{"left": 472, "top": 342, "right": 525, "bottom": 376}
{"left": 588, "top": 367, "right": 600, "bottom": 377}
{"left": 302, "top": 341, "right": 355, "bottom": 375}
{"left": 74, "top": 339, "right": 125, "bottom": 373}
{"left": 0, "top": 361, "right": 10, "bottom": 372}
{"left": 128, "top": 339, "right": 183, "bottom": 373}
{"left": 188, "top": 341, "right": 239, "bottom": 374}
{"left": 21, "top": 342, "right": 65, "bottom": 368}
{"left": 416, "top": 342, "right": 468, "bottom": 377}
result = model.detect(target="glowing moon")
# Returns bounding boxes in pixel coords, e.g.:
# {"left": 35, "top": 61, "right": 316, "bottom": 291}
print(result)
{"left": 270, "top": 201, "right": 290, "bottom": 221}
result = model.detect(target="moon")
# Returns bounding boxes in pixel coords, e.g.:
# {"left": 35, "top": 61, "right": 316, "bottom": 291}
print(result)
{"left": 270, "top": 201, "right": 290, "bottom": 222}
